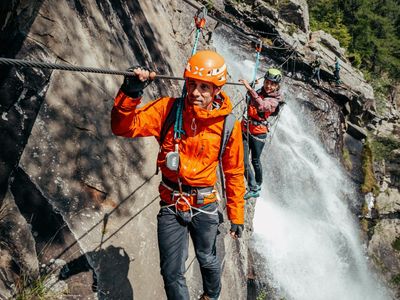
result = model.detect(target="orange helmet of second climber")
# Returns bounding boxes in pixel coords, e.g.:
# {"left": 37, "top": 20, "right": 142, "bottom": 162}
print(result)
{"left": 183, "top": 50, "right": 227, "bottom": 87}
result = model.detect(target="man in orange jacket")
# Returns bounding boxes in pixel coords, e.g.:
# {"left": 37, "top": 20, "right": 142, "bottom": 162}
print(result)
{"left": 111, "top": 50, "right": 245, "bottom": 300}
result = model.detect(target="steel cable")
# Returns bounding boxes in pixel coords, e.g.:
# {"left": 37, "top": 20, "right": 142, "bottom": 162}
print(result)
{"left": 0, "top": 57, "right": 244, "bottom": 86}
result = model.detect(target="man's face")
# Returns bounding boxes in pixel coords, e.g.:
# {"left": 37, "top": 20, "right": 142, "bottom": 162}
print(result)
{"left": 263, "top": 79, "right": 279, "bottom": 93}
{"left": 186, "top": 78, "right": 221, "bottom": 110}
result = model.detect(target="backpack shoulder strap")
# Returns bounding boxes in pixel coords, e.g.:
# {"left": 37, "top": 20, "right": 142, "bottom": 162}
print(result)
{"left": 159, "top": 98, "right": 180, "bottom": 145}
{"left": 218, "top": 113, "right": 237, "bottom": 201}
{"left": 218, "top": 113, "right": 236, "bottom": 161}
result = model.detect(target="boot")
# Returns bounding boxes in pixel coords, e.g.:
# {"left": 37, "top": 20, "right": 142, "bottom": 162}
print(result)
{"left": 244, "top": 190, "right": 260, "bottom": 200}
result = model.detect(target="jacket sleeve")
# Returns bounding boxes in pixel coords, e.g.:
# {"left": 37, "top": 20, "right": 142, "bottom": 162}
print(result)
{"left": 250, "top": 90, "right": 282, "bottom": 113}
{"left": 222, "top": 121, "right": 245, "bottom": 225}
{"left": 111, "top": 90, "right": 169, "bottom": 138}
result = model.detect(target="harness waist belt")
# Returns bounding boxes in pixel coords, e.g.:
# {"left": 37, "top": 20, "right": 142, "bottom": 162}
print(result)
{"left": 244, "top": 117, "right": 268, "bottom": 127}
{"left": 161, "top": 176, "right": 214, "bottom": 205}
{"left": 250, "top": 119, "right": 268, "bottom": 126}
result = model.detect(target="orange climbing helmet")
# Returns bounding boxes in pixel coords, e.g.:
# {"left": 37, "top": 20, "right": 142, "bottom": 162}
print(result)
{"left": 183, "top": 50, "right": 227, "bottom": 87}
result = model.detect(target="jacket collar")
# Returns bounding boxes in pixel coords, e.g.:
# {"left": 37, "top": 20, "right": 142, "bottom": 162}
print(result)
{"left": 185, "top": 90, "right": 232, "bottom": 120}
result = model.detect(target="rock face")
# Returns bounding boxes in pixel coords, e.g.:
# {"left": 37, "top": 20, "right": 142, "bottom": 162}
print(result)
{"left": 1, "top": 0, "right": 399, "bottom": 299}
{"left": 0, "top": 188, "right": 39, "bottom": 298}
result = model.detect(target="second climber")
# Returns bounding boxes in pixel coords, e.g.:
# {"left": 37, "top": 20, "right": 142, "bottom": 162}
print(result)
{"left": 239, "top": 68, "right": 284, "bottom": 200}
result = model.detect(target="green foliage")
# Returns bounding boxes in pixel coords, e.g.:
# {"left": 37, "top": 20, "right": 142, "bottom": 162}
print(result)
{"left": 205, "top": 0, "right": 214, "bottom": 10}
{"left": 392, "top": 237, "right": 400, "bottom": 251}
{"left": 308, "top": 0, "right": 400, "bottom": 80}
{"left": 256, "top": 289, "right": 268, "bottom": 300}
{"left": 364, "top": 72, "right": 393, "bottom": 115}
{"left": 370, "top": 135, "right": 400, "bottom": 161}
{"left": 391, "top": 274, "right": 400, "bottom": 285}
{"left": 347, "top": 52, "right": 362, "bottom": 68}
{"left": 360, "top": 218, "right": 369, "bottom": 233}
{"left": 287, "top": 24, "right": 297, "bottom": 36}
{"left": 15, "top": 275, "right": 48, "bottom": 300}
{"left": 15, "top": 274, "right": 67, "bottom": 300}
{"left": 361, "top": 139, "right": 380, "bottom": 196}
{"left": 309, "top": 1, "right": 352, "bottom": 49}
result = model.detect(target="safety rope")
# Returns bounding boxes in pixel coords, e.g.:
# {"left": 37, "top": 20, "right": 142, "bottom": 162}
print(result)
{"left": 180, "top": 0, "right": 260, "bottom": 44}
{"left": 278, "top": 41, "right": 298, "bottom": 68}
{"left": 251, "top": 41, "right": 262, "bottom": 86}
{"left": 0, "top": 57, "right": 243, "bottom": 86}
{"left": 173, "top": 6, "right": 208, "bottom": 140}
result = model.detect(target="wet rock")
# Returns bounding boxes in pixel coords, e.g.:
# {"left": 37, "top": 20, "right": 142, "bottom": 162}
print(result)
{"left": 344, "top": 133, "right": 364, "bottom": 184}
{"left": 346, "top": 122, "right": 367, "bottom": 141}
{"left": 386, "top": 149, "right": 400, "bottom": 189}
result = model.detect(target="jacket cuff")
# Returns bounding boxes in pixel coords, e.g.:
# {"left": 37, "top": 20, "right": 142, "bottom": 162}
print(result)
{"left": 114, "top": 90, "right": 142, "bottom": 108}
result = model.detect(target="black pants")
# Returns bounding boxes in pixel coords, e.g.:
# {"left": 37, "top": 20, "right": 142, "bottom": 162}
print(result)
{"left": 157, "top": 202, "right": 221, "bottom": 300}
{"left": 243, "top": 133, "right": 267, "bottom": 191}
{"left": 334, "top": 69, "right": 340, "bottom": 83}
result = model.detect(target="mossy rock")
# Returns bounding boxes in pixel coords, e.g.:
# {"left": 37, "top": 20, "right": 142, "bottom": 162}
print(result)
{"left": 392, "top": 237, "right": 400, "bottom": 251}
{"left": 391, "top": 273, "right": 400, "bottom": 286}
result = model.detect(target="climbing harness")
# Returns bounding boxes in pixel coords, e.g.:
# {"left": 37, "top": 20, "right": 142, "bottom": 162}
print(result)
{"left": 161, "top": 177, "right": 218, "bottom": 218}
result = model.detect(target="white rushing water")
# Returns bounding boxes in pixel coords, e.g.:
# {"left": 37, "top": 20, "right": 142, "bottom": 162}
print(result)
{"left": 213, "top": 30, "right": 390, "bottom": 300}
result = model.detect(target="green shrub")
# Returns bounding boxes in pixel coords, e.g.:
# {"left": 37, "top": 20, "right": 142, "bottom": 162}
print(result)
{"left": 205, "top": 0, "right": 214, "bottom": 10}
{"left": 392, "top": 237, "right": 400, "bottom": 251}
{"left": 310, "top": 13, "right": 351, "bottom": 49}
{"left": 15, "top": 274, "right": 67, "bottom": 300}
{"left": 287, "top": 24, "right": 297, "bottom": 36}
{"left": 391, "top": 274, "right": 400, "bottom": 285}
{"left": 256, "top": 289, "right": 267, "bottom": 300}
{"left": 348, "top": 52, "right": 362, "bottom": 68}
{"left": 364, "top": 73, "right": 393, "bottom": 116}
{"left": 370, "top": 136, "right": 400, "bottom": 162}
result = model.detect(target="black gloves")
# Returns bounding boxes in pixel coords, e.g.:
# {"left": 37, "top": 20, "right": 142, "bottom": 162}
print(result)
{"left": 230, "top": 223, "right": 244, "bottom": 238}
{"left": 120, "top": 66, "right": 153, "bottom": 98}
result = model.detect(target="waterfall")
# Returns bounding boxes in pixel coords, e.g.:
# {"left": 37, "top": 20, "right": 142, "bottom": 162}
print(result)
{"left": 212, "top": 30, "right": 390, "bottom": 300}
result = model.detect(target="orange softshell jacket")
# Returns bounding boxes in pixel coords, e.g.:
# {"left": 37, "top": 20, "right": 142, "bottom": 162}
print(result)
{"left": 111, "top": 90, "right": 245, "bottom": 224}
